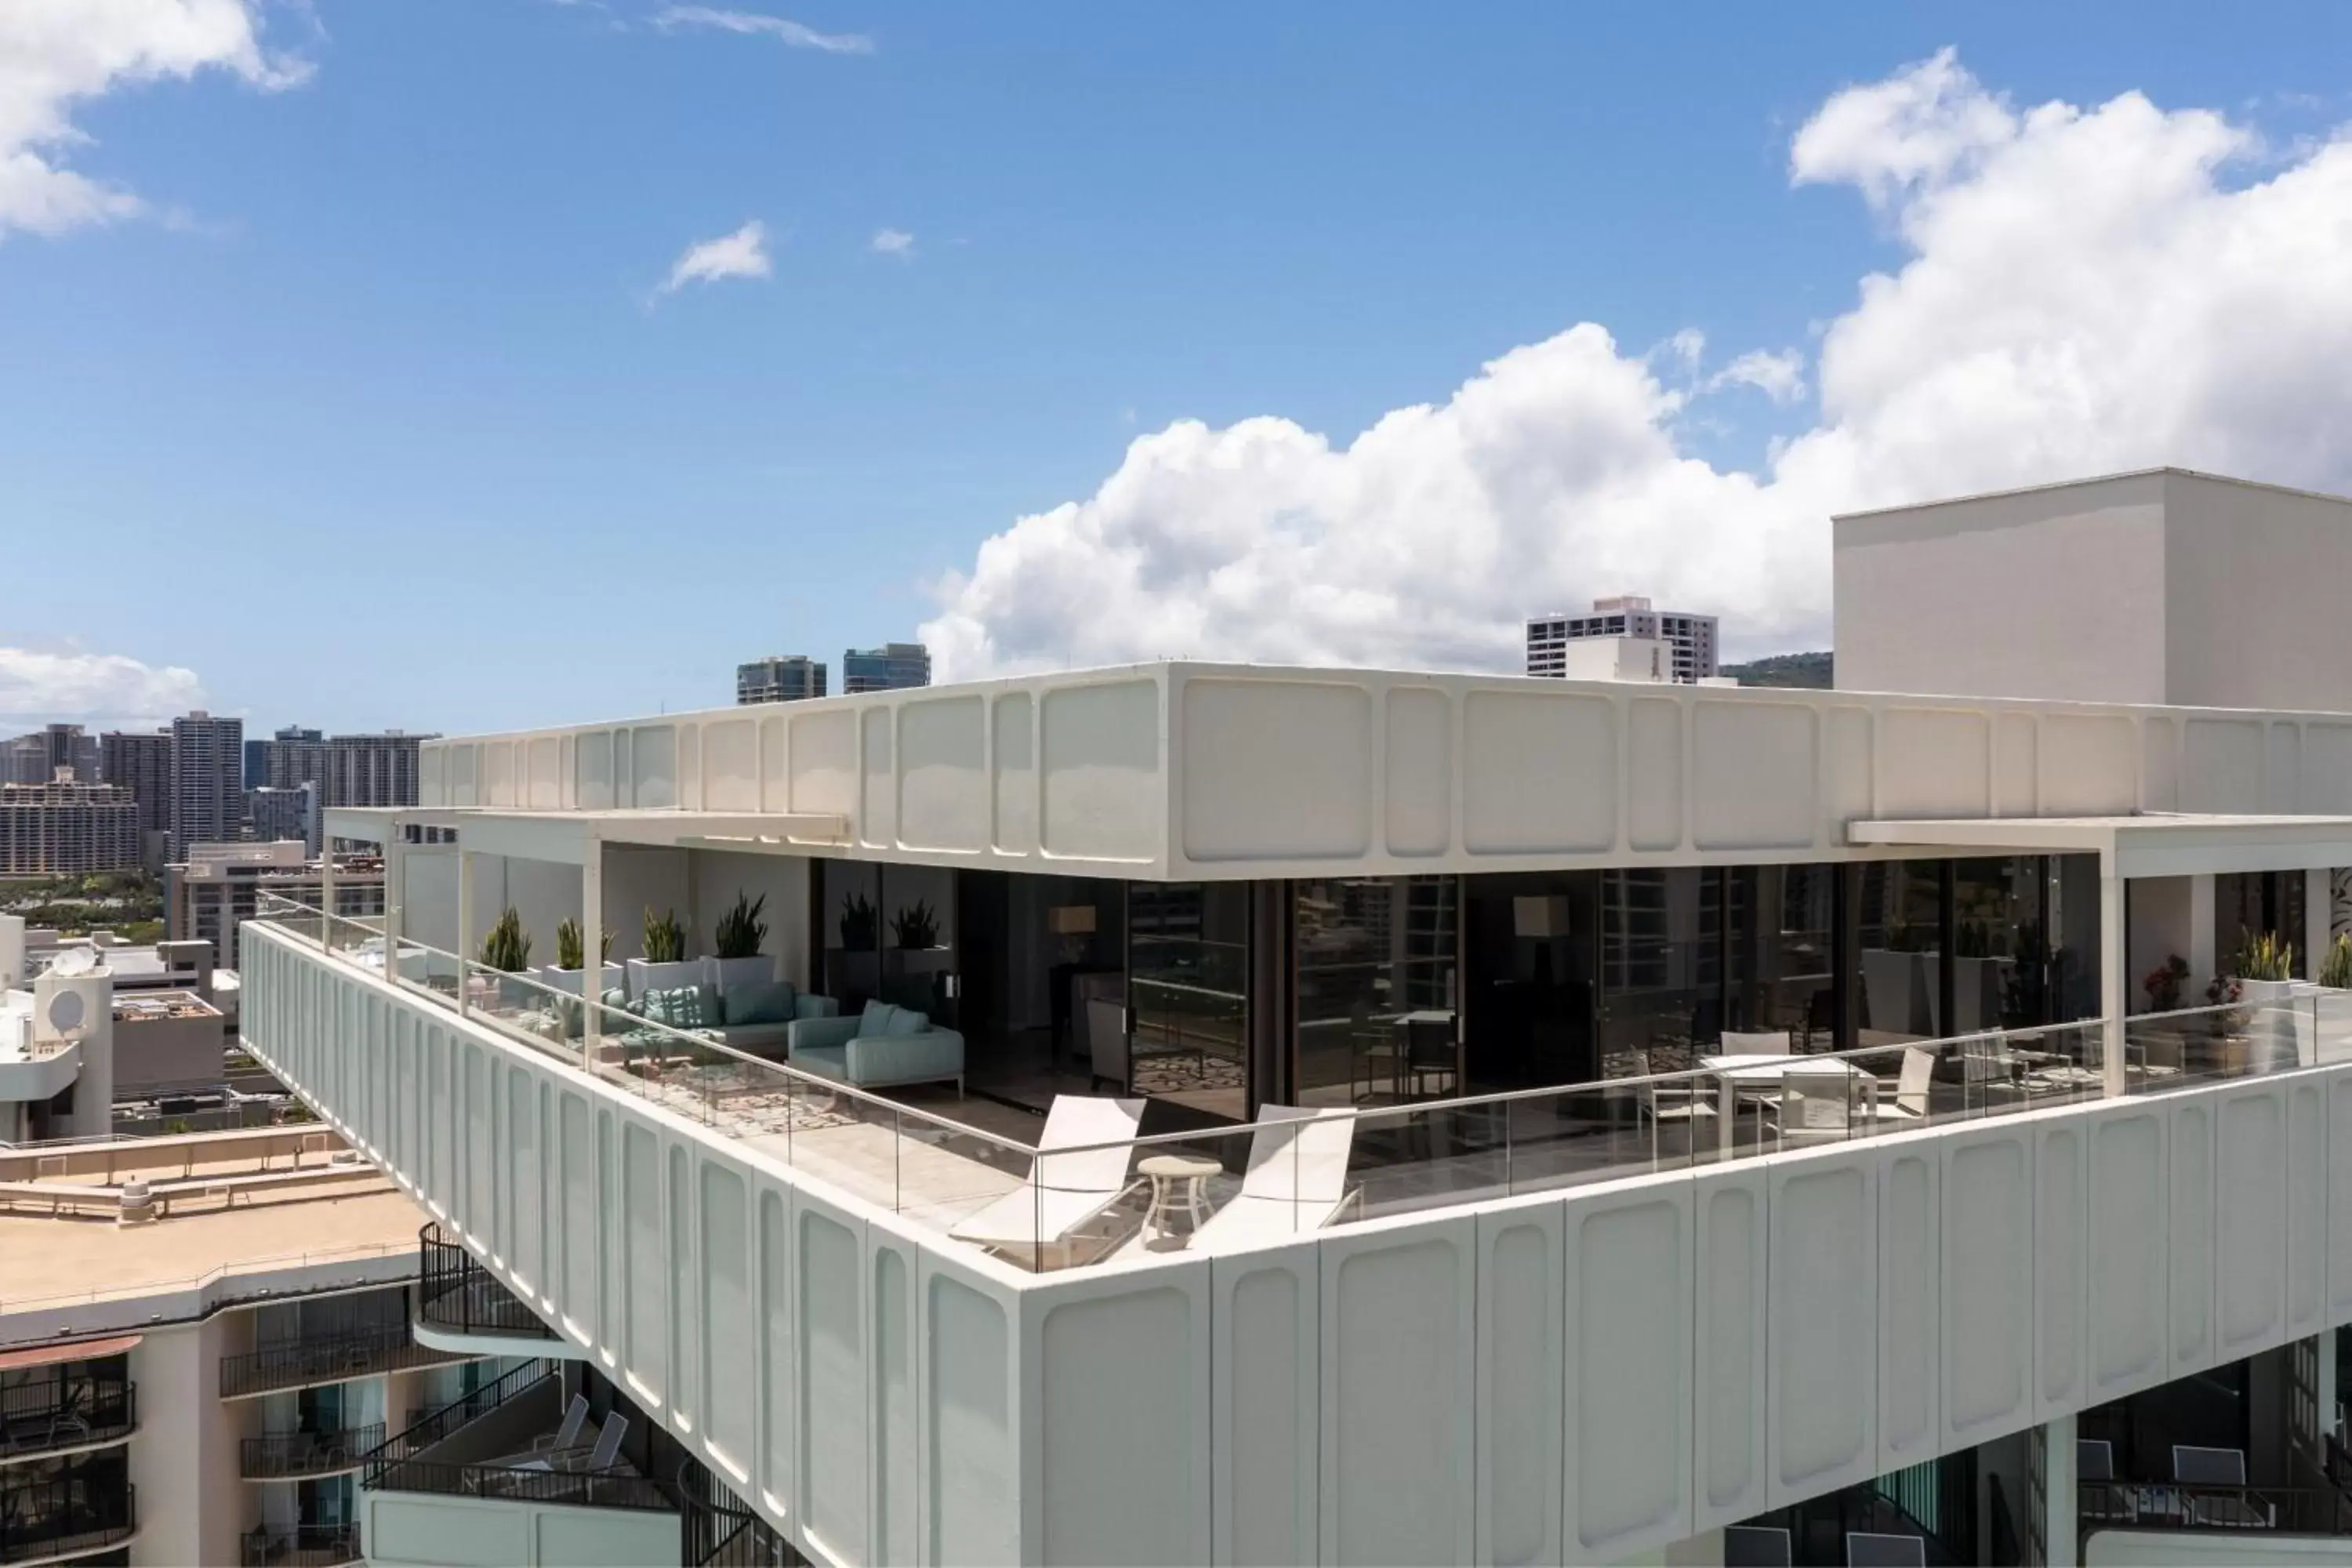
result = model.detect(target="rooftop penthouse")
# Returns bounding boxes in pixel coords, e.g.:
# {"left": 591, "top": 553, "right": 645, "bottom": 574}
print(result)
{"left": 234, "top": 470, "right": 2352, "bottom": 1566}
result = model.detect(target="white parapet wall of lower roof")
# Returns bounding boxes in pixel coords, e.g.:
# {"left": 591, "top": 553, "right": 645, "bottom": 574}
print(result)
{"left": 242, "top": 920, "right": 2352, "bottom": 1568}
{"left": 418, "top": 659, "right": 2352, "bottom": 880}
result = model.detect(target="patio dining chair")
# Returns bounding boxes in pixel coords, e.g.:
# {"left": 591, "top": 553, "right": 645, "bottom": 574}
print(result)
{"left": 1845, "top": 1532, "right": 1926, "bottom": 1566}
{"left": 1724, "top": 1524, "right": 1793, "bottom": 1567}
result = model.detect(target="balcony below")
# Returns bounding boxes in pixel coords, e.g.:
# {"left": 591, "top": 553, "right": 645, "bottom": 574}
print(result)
{"left": 239, "top": 1425, "right": 384, "bottom": 1482}
{"left": 0, "top": 1367, "right": 134, "bottom": 1465}
{"left": 0, "top": 1478, "right": 135, "bottom": 1566}
{"left": 414, "top": 1222, "right": 568, "bottom": 1357}
{"left": 220, "top": 1327, "right": 474, "bottom": 1401}
{"left": 239, "top": 1523, "right": 361, "bottom": 1568}
{"left": 362, "top": 1361, "right": 681, "bottom": 1568}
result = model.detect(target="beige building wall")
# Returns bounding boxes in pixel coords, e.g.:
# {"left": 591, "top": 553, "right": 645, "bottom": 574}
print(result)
{"left": 1833, "top": 470, "right": 2172, "bottom": 702}
{"left": 128, "top": 1312, "right": 256, "bottom": 1568}
{"left": 1835, "top": 468, "right": 2352, "bottom": 710}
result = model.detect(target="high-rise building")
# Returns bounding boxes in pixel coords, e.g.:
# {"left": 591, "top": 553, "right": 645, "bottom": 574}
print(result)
{"left": 1, "top": 724, "right": 93, "bottom": 784}
{"left": 245, "top": 724, "right": 318, "bottom": 789}
{"left": 249, "top": 728, "right": 424, "bottom": 811}
{"left": 168, "top": 711, "right": 245, "bottom": 862}
{"left": 0, "top": 943, "right": 494, "bottom": 1566}
{"left": 0, "top": 778, "right": 142, "bottom": 874}
{"left": 99, "top": 728, "right": 174, "bottom": 869}
{"left": 1526, "top": 594, "right": 1719, "bottom": 684}
{"left": 167, "top": 840, "right": 384, "bottom": 967}
{"left": 323, "top": 731, "right": 424, "bottom": 808}
{"left": 736, "top": 655, "right": 826, "bottom": 704}
{"left": 0, "top": 733, "right": 45, "bottom": 784}
{"left": 841, "top": 641, "right": 931, "bottom": 693}
{"left": 246, "top": 782, "right": 321, "bottom": 854}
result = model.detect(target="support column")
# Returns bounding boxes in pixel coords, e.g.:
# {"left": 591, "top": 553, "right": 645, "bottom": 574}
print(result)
{"left": 456, "top": 849, "right": 474, "bottom": 1018}
{"left": 319, "top": 843, "right": 336, "bottom": 941}
{"left": 2100, "top": 857, "right": 2126, "bottom": 1097}
{"left": 383, "top": 820, "right": 405, "bottom": 980}
{"left": 2307, "top": 868, "right": 2334, "bottom": 977}
{"left": 2045, "top": 1413, "right": 2078, "bottom": 1568}
{"left": 2188, "top": 873, "right": 2217, "bottom": 985}
{"left": 582, "top": 828, "right": 603, "bottom": 1065}
{"left": 2322, "top": 1329, "right": 2342, "bottom": 1445}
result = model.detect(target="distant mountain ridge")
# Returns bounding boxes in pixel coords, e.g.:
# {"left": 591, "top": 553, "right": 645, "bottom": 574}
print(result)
{"left": 1722, "top": 651, "right": 1832, "bottom": 688}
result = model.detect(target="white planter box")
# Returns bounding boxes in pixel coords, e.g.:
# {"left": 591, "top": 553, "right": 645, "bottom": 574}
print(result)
{"left": 2235, "top": 977, "right": 2314, "bottom": 1068}
{"left": 539, "top": 963, "right": 624, "bottom": 999}
{"left": 712, "top": 954, "right": 776, "bottom": 993}
{"left": 626, "top": 956, "right": 710, "bottom": 1000}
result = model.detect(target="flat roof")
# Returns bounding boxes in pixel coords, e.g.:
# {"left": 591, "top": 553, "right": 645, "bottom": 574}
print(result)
{"left": 0, "top": 1182, "right": 426, "bottom": 1312}
{"left": 1831, "top": 466, "right": 2352, "bottom": 523}
{"left": 1852, "top": 814, "right": 2352, "bottom": 877}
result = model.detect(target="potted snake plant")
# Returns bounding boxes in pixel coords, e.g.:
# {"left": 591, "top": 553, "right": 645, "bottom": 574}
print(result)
{"left": 540, "top": 916, "right": 621, "bottom": 999}
{"left": 625, "top": 906, "right": 706, "bottom": 1000}
{"left": 710, "top": 892, "right": 774, "bottom": 993}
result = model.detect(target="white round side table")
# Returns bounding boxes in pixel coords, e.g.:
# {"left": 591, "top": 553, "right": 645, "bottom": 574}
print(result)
{"left": 1138, "top": 1152, "right": 1222, "bottom": 1247}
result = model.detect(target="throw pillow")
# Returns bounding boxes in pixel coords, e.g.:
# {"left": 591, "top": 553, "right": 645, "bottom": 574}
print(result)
{"left": 724, "top": 979, "right": 797, "bottom": 1027}
{"left": 857, "top": 1000, "right": 899, "bottom": 1039}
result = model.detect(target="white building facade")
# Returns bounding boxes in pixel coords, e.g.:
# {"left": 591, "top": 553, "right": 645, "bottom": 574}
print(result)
{"left": 227, "top": 470, "right": 2352, "bottom": 1567}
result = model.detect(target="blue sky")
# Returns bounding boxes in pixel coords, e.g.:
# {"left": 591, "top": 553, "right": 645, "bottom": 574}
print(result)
{"left": 5, "top": 2, "right": 2352, "bottom": 735}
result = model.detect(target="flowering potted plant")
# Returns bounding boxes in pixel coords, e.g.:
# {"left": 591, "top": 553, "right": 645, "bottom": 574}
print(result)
{"left": 2143, "top": 955, "right": 2189, "bottom": 1013}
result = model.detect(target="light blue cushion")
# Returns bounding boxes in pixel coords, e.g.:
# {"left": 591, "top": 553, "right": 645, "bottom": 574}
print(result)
{"left": 857, "top": 1000, "right": 899, "bottom": 1039}
{"left": 725, "top": 980, "right": 797, "bottom": 1026}
{"left": 643, "top": 985, "right": 720, "bottom": 1030}
{"left": 886, "top": 1007, "right": 930, "bottom": 1037}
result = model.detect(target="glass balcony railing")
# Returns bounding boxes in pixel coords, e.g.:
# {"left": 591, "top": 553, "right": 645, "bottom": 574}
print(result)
{"left": 0, "top": 1478, "right": 136, "bottom": 1565}
{"left": 0, "top": 1376, "right": 135, "bottom": 1460}
{"left": 239, "top": 1523, "right": 361, "bottom": 1567}
{"left": 238, "top": 1424, "right": 385, "bottom": 1480}
{"left": 417, "top": 1224, "right": 560, "bottom": 1341}
{"left": 252, "top": 895, "right": 2352, "bottom": 1277}
{"left": 2080, "top": 1478, "right": 2352, "bottom": 1535}
{"left": 220, "top": 1327, "right": 466, "bottom": 1400}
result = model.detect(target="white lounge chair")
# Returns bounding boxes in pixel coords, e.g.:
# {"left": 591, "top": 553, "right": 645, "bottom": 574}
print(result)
{"left": 949, "top": 1095, "right": 1145, "bottom": 1264}
{"left": 564, "top": 1414, "right": 627, "bottom": 1474}
{"left": 514, "top": 1395, "right": 590, "bottom": 1472}
{"left": 1189, "top": 1106, "right": 1358, "bottom": 1250}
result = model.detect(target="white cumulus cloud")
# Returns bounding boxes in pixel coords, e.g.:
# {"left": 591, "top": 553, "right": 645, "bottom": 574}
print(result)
{"left": 659, "top": 219, "right": 771, "bottom": 294}
{"left": 0, "top": 647, "right": 204, "bottom": 726}
{"left": 652, "top": 6, "right": 872, "bottom": 54}
{"left": 0, "top": 0, "right": 309, "bottom": 238}
{"left": 869, "top": 227, "right": 914, "bottom": 257}
{"left": 922, "top": 52, "right": 2352, "bottom": 678}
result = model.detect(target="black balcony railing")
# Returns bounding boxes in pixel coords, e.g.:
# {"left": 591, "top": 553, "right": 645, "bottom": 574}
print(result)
{"left": 367, "top": 1357, "right": 554, "bottom": 1472}
{"left": 2080, "top": 1478, "right": 2343, "bottom": 1534}
{"left": 681, "top": 1458, "right": 800, "bottom": 1566}
{"left": 370, "top": 1454, "right": 677, "bottom": 1512}
{"left": 220, "top": 1325, "right": 462, "bottom": 1399}
{"left": 0, "top": 1377, "right": 136, "bottom": 1459}
{"left": 239, "top": 1523, "right": 361, "bottom": 1568}
{"left": 366, "top": 1359, "right": 674, "bottom": 1514}
{"left": 0, "top": 1478, "right": 136, "bottom": 1565}
{"left": 238, "top": 1424, "right": 386, "bottom": 1480}
{"left": 418, "top": 1223, "right": 560, "bottom": 1341}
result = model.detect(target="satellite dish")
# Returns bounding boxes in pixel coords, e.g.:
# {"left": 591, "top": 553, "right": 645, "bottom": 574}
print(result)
{"left": 43, "top": 988, "right": 87, "bottom": 1038}
{"left": 49, "top": 947, "right": 96, "bottom": 978}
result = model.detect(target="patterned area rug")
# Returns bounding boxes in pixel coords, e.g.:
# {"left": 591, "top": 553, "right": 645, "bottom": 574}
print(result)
{"left": 1131, "top": 1054, "right": 1246, "bottom": 1096}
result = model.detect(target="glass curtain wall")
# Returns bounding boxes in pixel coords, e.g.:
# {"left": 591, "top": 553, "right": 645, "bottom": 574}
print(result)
{"left": 1127, "top": 884, "right": 1249, "bottom": 1122}
{"left": 1858, "top": 860, "right": 1948, "bottom": 1043}
{"left": 1461, "top": 873, "right": 1598, "bottom": 1091}
{"left": 1294, "top": 877, "right": 1459, "bottom": 1107}
{"left": 1596, "top": 865, "right": 1840, "bottom": 1073}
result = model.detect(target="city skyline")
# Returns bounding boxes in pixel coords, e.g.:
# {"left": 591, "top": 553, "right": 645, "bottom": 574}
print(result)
{"left": 9, "top": 5, "right": 2352, "bottom": 735}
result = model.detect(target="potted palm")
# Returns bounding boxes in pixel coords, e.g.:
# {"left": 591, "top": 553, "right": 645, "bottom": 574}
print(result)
{"left": 711, "top": 892, "right": 774, "bottom": 992}
{"left": 625, "top": 906, "right": 706, "bottom": 1000}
